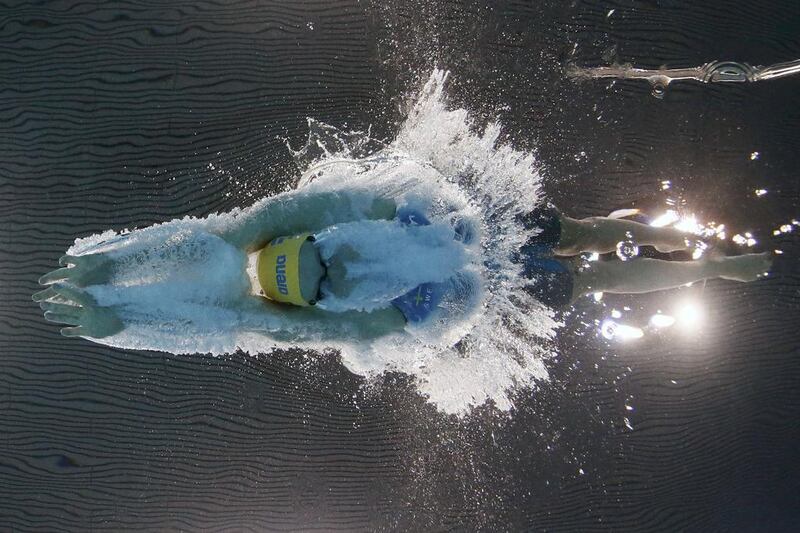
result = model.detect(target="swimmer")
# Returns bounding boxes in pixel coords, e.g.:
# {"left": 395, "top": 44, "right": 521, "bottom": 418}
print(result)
{"left": 33, "top": 191, "right": 773, "bottom": 340}
{"left": 35, "top": 191, "right": 410, "bottom": 341}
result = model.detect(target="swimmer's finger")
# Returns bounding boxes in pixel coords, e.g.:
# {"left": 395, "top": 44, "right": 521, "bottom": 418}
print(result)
{"left": 60, "top": 326, "right": 85, "bottom": 337}
{"left": 32, "top": 287, "right": 58, "bottom": 302}
{"left": 52, "top": 284, "right": 96, "bottom": 306}
{"left": 59, "top": 254, "right": 82, "bottom": 267}
{"left": 44, "top": 311, "right": 81, "bottom": 325}
{"left": 39, "top": 268, "right": 74, "bottom": 285}
{"left": 40, "top": 301, "right": 83, "bottom": 319}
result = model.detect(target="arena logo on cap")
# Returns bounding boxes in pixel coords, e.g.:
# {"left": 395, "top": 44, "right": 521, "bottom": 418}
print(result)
{"left": 275, "top": 254, "right": 289, "bottom": 295}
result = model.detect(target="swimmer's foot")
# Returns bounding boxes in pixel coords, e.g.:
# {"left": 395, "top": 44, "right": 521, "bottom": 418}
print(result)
{"left": 713, "top": 252, "right": 773, "bottom": 282}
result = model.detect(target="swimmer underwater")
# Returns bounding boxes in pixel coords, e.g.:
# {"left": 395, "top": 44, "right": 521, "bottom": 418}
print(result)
{"left": 34, "top": 188, "right": 773, "bottom": 341}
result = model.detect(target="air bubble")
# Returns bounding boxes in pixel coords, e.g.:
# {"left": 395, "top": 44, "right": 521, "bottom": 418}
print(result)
{"left": 600, "top": 319, "right": 617, "bottom": 340}
{"left": 615, "top": 240, "right": 639, "bottom": 261}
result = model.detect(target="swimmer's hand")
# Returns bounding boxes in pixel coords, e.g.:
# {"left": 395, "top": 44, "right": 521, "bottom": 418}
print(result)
{"left": 37, "top": 254, "right": 115, "bottom": 288}
{"left": 33, "top": 284, "right": 124, "bottom": 338}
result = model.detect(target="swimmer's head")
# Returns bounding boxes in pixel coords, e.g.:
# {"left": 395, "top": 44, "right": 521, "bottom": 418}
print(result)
{"left": 256, "top": 234, "right": 325, "bottom": 306}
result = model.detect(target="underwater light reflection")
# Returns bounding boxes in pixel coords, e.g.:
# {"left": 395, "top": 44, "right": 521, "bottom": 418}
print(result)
{"left": 650, "top": 210, "right": 680, "bottom": 228}
{"left": 600, "top": 319, "right": 645, "bottom": 341}
{"left": 676, "top": 300, "right": 704, "bottom": 330}
{"left": 649, "top": 313, "right": 676, "bottom": 329}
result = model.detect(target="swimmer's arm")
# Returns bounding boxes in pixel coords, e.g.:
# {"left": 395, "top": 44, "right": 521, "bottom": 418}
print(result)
{"left": 281, "top": 307, "right": 407, "bottom": 342}
{"left": 240, "top": 298, "right": 407, "bottom": 342}
{"left": 212, "top": 190, "right": 397, "bottom": 252}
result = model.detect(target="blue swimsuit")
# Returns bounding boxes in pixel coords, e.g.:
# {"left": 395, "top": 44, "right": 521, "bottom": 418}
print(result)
{"left": 391, "top": 204, "right": 575, "bottom": 323}
{"left": 514, "top": 204, "right": 575, "bottom": 309}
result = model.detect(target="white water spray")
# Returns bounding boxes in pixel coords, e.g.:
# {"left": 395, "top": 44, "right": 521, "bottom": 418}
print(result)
{"left": 66, "top": 70, "right": 558, "bottom": 413}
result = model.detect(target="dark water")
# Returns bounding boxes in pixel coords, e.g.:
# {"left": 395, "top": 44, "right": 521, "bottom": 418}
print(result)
{"left": 2, "top": 0, "right": 799, "bottom": 530}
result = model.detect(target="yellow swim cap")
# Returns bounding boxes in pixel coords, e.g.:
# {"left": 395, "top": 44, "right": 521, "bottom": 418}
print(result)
{"left": 256, "top": 233, "right": 321, "bottom": 306}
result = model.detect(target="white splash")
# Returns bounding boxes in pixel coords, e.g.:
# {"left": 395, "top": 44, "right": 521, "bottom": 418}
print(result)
{"left": 64, "top": 70, "right": 557, "bottom": 414}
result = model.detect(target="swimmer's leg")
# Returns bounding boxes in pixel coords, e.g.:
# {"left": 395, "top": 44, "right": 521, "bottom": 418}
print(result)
{"left": 556, "top": 215, "right": 692, "bottom": 256}
{"left": 570, "top": 252, "right": 773, "bottom": 299}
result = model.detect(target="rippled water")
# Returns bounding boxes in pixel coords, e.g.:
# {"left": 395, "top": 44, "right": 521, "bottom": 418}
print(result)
{"left": 5, "top": 1, "right": 799, "bottom": 530}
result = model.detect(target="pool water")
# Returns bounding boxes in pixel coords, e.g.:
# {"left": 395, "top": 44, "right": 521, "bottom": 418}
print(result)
{"left": 3, "top": 0, "right": 799, "bottom": 530}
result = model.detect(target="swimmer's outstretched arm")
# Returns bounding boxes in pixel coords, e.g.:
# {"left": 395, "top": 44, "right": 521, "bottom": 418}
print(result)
{"left": 32, "top": 285, "right": 408, "bottom": 341}
{"left": 211, "top": 189, "right": 397, "bottom": 253}
{"left": 238, "top": 296, "right": 407, "bottom": 342}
